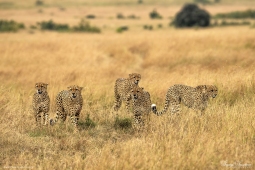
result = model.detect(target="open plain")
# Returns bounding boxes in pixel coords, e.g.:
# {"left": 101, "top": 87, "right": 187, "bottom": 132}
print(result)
{"left": 0, "top": 0, "right": 255, "bottom": 169}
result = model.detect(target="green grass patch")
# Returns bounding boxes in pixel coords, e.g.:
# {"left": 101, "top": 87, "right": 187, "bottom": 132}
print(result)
{"left": 28, "top": 128, "right": 48, "bottom": 137}
{"left": 79, "top": 114, "right": 96, "bottom": 130}
{"left": 114, "top": 115, "right": 132, "bottom": 130}
{"left": 116, "top": 26, "right": 129, "bottom": 33}
{"left": 214, "top": 9, "right": 255, "bottom": 19}
{"left": 73, "top": 19, "right": 101, "bottom": 33}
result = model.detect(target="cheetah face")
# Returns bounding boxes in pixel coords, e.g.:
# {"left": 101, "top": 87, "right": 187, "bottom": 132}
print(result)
{"left": 35, "top": 82, "right": 48, "bottom": 95}
{"left": 206, "top": 85, "right": 218, "bottom": 98}
{"left": 68, "top": 85, "right": 83, "bottom": 99}
{"left": 129, "top": 73, "right": 141, "bottom": 85}
{"left": 130, "top": 87, "right": 144, "bottom": 100}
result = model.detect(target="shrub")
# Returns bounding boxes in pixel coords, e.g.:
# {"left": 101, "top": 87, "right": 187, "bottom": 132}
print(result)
{"left": 117, "top": 13, "right": 125, "bottom": 19}
{"left": 0, "top": 20, "right": 25, "bottom": 32}
{"left": 214, "top": 9, "right": 255, "bottom": 19}
{"left": 143, "top": 25, "right": 153, "bottom": 30}
{"left": 30, "top": 25, "right": 37, "bottom": 29}
{"left": 72, "top": 19, "right": 101, "bottom": 33}
{"left": 149, "top": 9, "right": 162, "bottom": 19}
{"left": 158, "top": 24, "right": 163, "bottom": 28}
{"left": 116, "top": 26, "right": 129, "bottom": 33}
{"left": 114, "top": 116, "right": 132, "bottom": 130}
{"left": 173, "top": 3, "right": 210, "bottom": 27}
{"left": 38, "top": 20, "right": 69, "bottom": 31}
{"left": 219, "top": 20, "right": 251, "bottom": 27}
{"left": 35, "top": 0, "right": 43, "bottom": 6}
{"left": 127, "top": 14, "right": 139, "bottom": 19}
{"left": 79, "top": 114, "right": 96, "bottom": 130}
{"left": 86, "top": 15, "right": 96, "bottom": 19}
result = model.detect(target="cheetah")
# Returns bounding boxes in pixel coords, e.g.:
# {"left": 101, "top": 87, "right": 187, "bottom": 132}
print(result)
{"left": 128, "top": 86, "right": 152, "bottom": 130}
{"left": 32, "top": 82, "right": 50, "bottom": 126}
{"left": 113, "top": 73, "right": 141, "bottom": 113}
{"left": 50, "top": 85, "right": 83, "bottom": 130}
{"left": 151, "top": 84, "right": 218, "bottom": 116}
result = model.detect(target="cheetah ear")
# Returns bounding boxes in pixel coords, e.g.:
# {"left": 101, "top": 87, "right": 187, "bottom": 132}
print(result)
{"left": 141, "top": 87, "right": 144, "bottom": 90}
{"left": 67, "top": 86, "right": 72, "bottom": 90}
{"left": 79, "top": 87, "right": 83, "bottom": 91}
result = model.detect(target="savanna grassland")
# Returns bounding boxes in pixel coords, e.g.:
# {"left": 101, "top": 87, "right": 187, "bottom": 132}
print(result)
{"left": 1, "top": 0, "right": 255, "bottom": 169}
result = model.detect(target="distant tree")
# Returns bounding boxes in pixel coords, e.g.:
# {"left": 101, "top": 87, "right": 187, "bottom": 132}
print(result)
{"left": 149, "top": 9, "right": 162, "bottom": 19}
{"left": 173, "top": 3, "right": 210, "bottom": 28}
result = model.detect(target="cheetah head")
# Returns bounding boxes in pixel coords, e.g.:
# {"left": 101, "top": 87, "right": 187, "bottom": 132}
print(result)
{"left": 35, "top": 82, "right": 48, "bottom": 95}
{"left": 196, "top": 85, "right": 218, "bottom": 98}
{"left": 130, "top": 86, "right": 144, "bottom": 100}
{"left": 129, "top": 73, "right": 141, "bottom": 85}
{"left": 206, "top": 85, "right": 218, "bottom": 98}
{"left": 67, "top": 85, "right": 83, "bottom": 99}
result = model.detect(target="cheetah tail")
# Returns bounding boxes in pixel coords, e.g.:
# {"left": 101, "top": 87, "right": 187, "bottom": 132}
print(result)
{"left": 151, "top": 98, "right": 170, "bottom": 116}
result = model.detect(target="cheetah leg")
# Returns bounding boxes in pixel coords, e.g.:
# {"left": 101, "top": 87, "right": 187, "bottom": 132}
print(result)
{"left": 43, "top": 112, "right": 49, "bottom": 125}
{"left": 70, "top": 113, "right": 79, "bottom": 131}
{"left": 113, "top": 95, "right": 122, "bottom": 112}
{"left": 133, "top": 113, "right": 144, "bottom": 132}
{"left": 35, "top": 113, "right": 41, "bottom": 126}
{"left": 170, "top": 103, "right": 181, "bottom": 115}
{"left": 125, "top": 97, "right": 131, "bottom": 113}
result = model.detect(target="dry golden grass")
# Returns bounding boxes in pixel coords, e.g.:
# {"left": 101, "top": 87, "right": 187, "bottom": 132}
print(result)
{"left": 1, "top": 3, "right": 255, "bottom": 170}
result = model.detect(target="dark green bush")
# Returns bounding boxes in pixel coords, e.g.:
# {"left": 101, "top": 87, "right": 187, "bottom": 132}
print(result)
{"left": 38, "top": 20, "right": 69, "bottom": 31}
{"left": 173, "top": 3, "right": 210, "bottom": 27}
{"left": 0, "top": 20, "right": 25, "bottom": 32}
{"left": 73, "top": 19, "right": 101, "bottom": 33}
{"left": 116, "top": 26, "right": 129, "bottom": 33}
{"left": 143, "top": 25, "right": 153, "bottom": 30}
{"left": 149, "top": 9, "right": 162, "bottom": 19}
{"left": 214, "top": 9, "right": 255, "bottom": 19}
{"left": 86, "top": 15, "right": 96, "bottom": 19}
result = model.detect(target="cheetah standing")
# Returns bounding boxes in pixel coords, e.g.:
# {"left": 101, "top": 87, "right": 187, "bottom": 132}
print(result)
{"left": 128, "top": 86, "right": 152, "bottom": 130}
{"left": 32, "top": 82, "right": 50, "bottom": 126}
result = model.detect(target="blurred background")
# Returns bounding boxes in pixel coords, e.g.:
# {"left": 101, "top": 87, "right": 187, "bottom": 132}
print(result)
{"left": 0, "top": 0, "right": 254, "bottom": 33}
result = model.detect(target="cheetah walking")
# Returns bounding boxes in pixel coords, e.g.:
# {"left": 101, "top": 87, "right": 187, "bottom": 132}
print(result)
{"left": 152, "top": 84, "right": 218, "bottom": 116}
{"left": 50, "top": 85, "right": 83, "bottom": 130}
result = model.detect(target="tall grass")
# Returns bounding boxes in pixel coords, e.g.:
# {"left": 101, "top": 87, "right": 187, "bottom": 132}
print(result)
{"left": 0, "top": 22, "right": 255, "bottom": 169}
